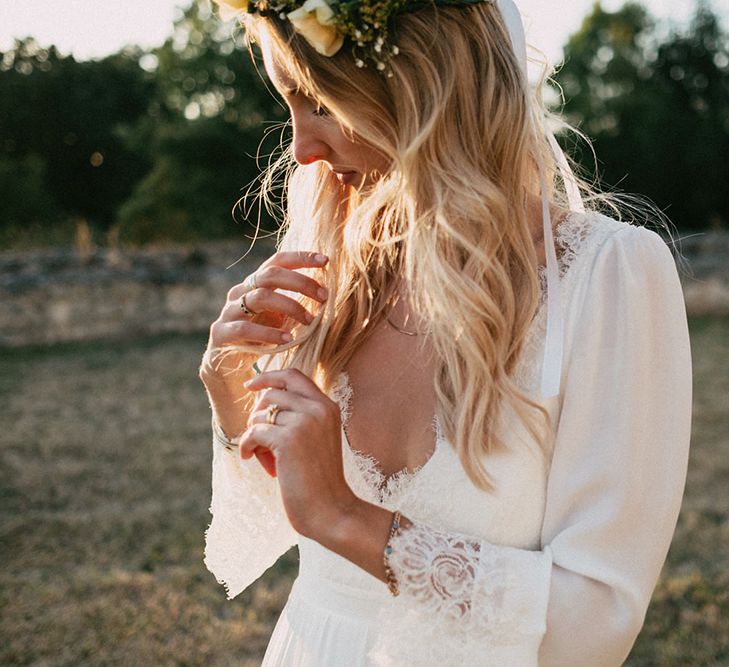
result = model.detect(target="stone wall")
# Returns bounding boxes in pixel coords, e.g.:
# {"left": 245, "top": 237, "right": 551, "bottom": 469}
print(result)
{"left": 1, "top": 231, "right": 727, "bottom": 348}
{"left": 0, "top": 241, "right": 273, "bottom": 347}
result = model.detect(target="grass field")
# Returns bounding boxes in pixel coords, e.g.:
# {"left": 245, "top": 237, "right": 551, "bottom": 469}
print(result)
{"left": 1, "top": 318, "right": 727, "bottom": 666}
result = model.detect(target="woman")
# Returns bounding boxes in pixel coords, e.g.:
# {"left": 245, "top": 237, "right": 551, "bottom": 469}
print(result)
{"left": 199, "top": 0, "right": 692, "bottom": 664}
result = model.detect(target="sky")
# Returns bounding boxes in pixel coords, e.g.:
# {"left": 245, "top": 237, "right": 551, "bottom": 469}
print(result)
{"left": 1, "top": 0, "right": 727, "bottom": 66}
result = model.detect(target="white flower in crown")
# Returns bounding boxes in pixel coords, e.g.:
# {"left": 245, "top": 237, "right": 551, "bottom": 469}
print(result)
{"left": 213, "top": 0, "right": 250, "bottom": 21}
{"left": 287, "top": 0, "right": 345, "bottom": 56}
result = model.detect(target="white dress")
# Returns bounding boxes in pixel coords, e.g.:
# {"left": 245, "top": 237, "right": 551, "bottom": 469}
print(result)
{"left": 203, "top": 211, "right": 692, "bottom": 666}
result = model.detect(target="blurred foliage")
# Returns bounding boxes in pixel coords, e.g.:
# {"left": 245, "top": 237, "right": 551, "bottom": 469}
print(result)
{"left": 553, "top": 1, "right": 729, "bottom": 230}
{"left": 0, "top": 0, "right": 727, "bottom": 247}
{"left": 116, "top": 0, "right": 289, "bottom": 244}
{"left": 0, "top": 0, "right": 288, "bottom": 248}
{"left": 0, "top": 40, "right": 155, "bottom": 232}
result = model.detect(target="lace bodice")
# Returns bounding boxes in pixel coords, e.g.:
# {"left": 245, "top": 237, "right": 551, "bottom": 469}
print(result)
{"left": 330, "top": 371, "right": 443, "bottom": 501}
{"left": 328, "top": 209, "right": 595, "bottom": 501}
{"left": 328, "top": 210, "right": 593, "bottom": 499}
{"left": 204, "top": 210, "right": 693, "bottom": 667}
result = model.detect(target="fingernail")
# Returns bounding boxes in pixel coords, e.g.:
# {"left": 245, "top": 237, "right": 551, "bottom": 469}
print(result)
{"left": 315, "top": 254, "right": 328, "bottom": 264}
{"left": 281, "top": 332, "right": 293, "bottom": 342}
{"left": 317, "top": 287, "right": 328, "bottom": 301}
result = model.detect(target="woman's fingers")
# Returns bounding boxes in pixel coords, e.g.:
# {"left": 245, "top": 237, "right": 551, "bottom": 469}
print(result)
{"left": 229, "top": 264, "right": 328, "bottom": 304}
{"left": 241, "top": 390, "right": 301, "bottom": 465}
{"left": 212, "top": 251, "right": 329, "bottom": 348}
{"left": 247, "top": 404, "right": 294, "bottom": 428}
{"left": 259, "top": 250, "right": 329, "bottom": 272}
{"left": 225, "top": 288, "right": 317, "bottom": 326}
{"left": 246, "top": 387, "right": 322, "bottom": 422}
{"left": 250, "top": 388, "right": 295, "bottom": 413}
{"left": 212, "top": 318, "right": 294, "bottom": 348}
{"left": 244, "top": 369, "right": 330, "bottom": 403}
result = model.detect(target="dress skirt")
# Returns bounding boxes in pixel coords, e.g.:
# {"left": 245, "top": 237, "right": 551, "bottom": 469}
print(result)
{"left": 261, "top": 570, "right": 390, "bottom": 667}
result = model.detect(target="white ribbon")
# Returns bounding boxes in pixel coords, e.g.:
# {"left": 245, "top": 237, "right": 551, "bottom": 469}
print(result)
{"left": 496, "top": 0, "right": 584, "bottom": 399}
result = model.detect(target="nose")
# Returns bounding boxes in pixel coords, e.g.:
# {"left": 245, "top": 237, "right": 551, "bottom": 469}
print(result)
{"left": 297, "top": 152, "right": 326, "bottom": 166}
{"left": 291, "top": 112, "right": 329, "bottom": 166}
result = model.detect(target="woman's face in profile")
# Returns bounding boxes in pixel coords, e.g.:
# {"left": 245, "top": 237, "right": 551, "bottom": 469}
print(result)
{"left": 260, "top": 33, "right": 389, "bottom": 189}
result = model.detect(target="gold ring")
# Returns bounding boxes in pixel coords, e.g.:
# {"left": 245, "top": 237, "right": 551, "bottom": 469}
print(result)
{"left": 266, "top": 404, "right": 281, "bottom": 425}
{"left": 240, "top": 293, "right": 255, "bottom": 316}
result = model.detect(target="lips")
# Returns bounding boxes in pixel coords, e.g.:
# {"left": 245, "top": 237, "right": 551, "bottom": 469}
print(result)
{"left": 333, "top": 170, "right": 357, "bottom": 185}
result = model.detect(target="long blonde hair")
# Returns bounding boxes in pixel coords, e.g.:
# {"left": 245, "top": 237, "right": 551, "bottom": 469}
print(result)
{"left": 223, "top": 3, "right": 615, "bottom": 491}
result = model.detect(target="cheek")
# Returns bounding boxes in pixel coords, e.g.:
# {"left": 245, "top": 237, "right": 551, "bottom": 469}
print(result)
{"left": 361, "top": 145, "right": 389, "bottom": 175}
{"left": 328, "top": 124, "right": 388, "bottom": 174}
{"left": 344, "top": 141, "right": 386, "bottom": 173}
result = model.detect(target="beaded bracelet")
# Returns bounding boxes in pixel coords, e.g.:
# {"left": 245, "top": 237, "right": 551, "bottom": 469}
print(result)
{"left": 383, "top": 510, "right": 402, "bottom": 597}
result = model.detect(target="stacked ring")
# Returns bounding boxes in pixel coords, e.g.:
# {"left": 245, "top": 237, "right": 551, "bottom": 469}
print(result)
{"left": 266, "top": 404, "right": 281, "bottom": 425}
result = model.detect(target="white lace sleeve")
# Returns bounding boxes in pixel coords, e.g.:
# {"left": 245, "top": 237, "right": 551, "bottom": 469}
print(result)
{"left": 369, "top": 224, "right": 692, "bottom": 666}
{"left": 203, "top": 417, "right": 297, "bottom": 599}
{"left": 203, "top": 223, "right": 309, "bottom": 599}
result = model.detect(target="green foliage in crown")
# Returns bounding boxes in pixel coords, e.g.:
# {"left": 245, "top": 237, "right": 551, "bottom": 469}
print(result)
{"left": 213, "top": 0, "right": 493, "bottom": 73}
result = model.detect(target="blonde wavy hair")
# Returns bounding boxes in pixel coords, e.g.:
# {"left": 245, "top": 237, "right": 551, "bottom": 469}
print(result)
{"left": 221, "top": 3, "right": 620, "bottom": 491}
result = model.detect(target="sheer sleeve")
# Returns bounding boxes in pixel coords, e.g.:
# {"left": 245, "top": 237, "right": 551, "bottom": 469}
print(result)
{"left": 369, "top": 225, "right": 692, "bottom": 666}
{"left": 203, "top": 221, "right": 306, "bottom": 599}
{"left": 204, "top": 418, "right": 297, "bottom": 599}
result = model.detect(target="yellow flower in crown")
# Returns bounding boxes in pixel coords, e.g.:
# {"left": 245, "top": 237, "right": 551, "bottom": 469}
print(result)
{"left": 212, "top": 0, "right": 495, "bottom": 72}
{"left": 287, "top": 0, "right": 344, "bottom": 56}
{"left": 214, "top": 0, "right": 250, "bottom": 21}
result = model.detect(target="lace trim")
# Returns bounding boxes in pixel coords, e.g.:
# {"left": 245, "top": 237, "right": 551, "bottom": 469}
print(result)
{"left": 516, "top": 210, "right": 617, "bottom": 391}
{"left": 330, "top": 211, "right": 624, "bottom": 496}
{"left": 329, "top": 371, "right": 441, "bottom": 502}
{"left": 389, "top": 521, "right": 482, "bottom": 621}
{"left": 204, "top": 434, "right": 296, "bottom": 599}
{"left": 382, "top": 520, "right": 553, "bottom": 645}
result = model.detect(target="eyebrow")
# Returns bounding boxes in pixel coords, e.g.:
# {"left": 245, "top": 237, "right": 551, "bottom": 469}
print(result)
{"left": 275, "top": 81, "right": 320, "bottom": 107}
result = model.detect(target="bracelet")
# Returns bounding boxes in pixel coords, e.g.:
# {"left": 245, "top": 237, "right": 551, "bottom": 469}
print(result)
{"left": 383, "top": 510, "right": 402, "bottom": 597}
{"left": 211, "top": 415, "right": 241, "bottom": 452}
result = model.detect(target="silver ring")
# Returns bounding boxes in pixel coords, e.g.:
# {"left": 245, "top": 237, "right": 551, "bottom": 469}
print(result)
{"left": 240, "top": 292, "right": 255, "bottom": 316}
{"left": 266, "top": 404, "right": 281, "bottom": 425}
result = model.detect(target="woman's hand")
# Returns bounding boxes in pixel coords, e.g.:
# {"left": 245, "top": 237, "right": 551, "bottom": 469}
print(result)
{"left": 238, "top": 368, "right": 359, "bottom": 540}
{"left": 199, "top": 251, "right": 329, "bottom": 440}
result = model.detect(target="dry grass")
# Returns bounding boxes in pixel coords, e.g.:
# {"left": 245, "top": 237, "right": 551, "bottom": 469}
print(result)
{"left": 1, "top": 318, "right": 727, "bottom": 666}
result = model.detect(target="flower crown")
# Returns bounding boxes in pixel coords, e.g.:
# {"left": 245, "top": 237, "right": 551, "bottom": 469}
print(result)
{"left": 214, "top": 0, "right": 495, "bottom": 73}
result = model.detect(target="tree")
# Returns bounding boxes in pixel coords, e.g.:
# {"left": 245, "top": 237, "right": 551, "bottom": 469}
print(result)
{"left": 553, "top": 1, "right": 729, "bottom": 230}
{"left": 0, "top": 0, "right": 288, "bottom": 247}
{"left": 116, "top": 0, "right": 288, "bottom": 244}
{"left": 0, "top": 38, "right": 156, "bottom": 230}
